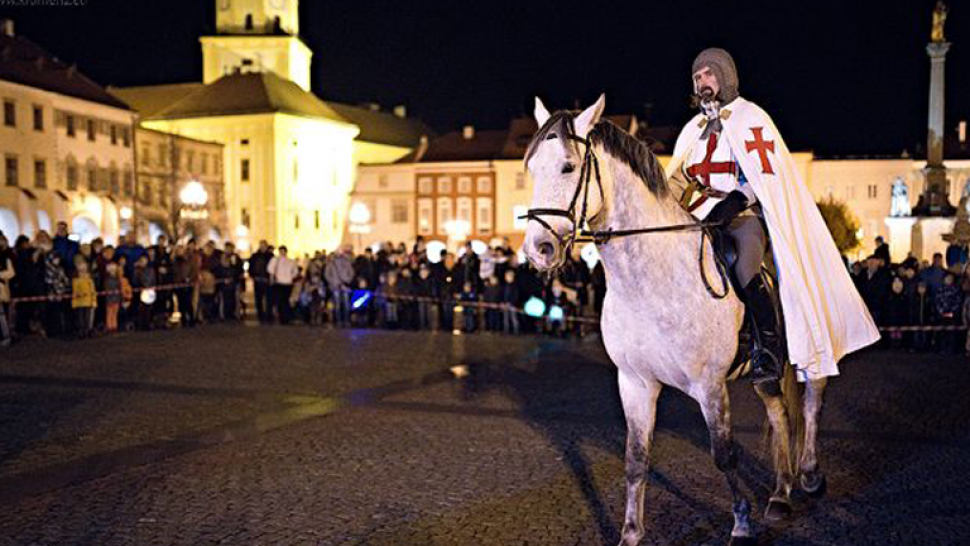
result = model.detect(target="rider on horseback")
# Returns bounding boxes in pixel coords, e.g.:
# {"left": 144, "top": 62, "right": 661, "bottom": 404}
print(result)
{"left": 672, "top": 48, "right": 781, "bottom": 383}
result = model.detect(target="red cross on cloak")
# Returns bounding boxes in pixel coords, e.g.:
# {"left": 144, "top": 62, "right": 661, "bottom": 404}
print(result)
{"left": 745, "top": 127, "right": 775, "bottom": 175}
{"left": 686, "top": 133, "right": 737, "bottom": 187}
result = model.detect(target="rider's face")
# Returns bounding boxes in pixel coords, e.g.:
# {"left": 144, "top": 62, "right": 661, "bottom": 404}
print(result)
{"left": 693, "top": 66, "right": 719, "bottom": 101}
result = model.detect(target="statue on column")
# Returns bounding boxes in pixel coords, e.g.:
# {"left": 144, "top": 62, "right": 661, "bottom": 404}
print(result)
{"left": 890, "top": 177, "right": 911, "bottom": 217}
{"left": 932, "top": 1, "right": 948, "bottom": 43}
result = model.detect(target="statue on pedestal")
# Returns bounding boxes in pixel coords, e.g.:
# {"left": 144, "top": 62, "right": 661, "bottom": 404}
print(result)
{"left": 932, "top": 1, "right": 948, "bottom": 43}
{"left": 890, "top": 177, "right": 911, "bottom": 217}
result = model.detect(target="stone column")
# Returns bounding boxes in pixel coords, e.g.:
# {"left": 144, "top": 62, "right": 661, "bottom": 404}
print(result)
{"left": 914, "top": 42, "right": 956, "bottom": 216}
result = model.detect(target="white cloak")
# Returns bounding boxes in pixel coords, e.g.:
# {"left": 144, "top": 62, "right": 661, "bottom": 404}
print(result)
{"left": 666, "top": 97, "right": 880, "bottom": 381}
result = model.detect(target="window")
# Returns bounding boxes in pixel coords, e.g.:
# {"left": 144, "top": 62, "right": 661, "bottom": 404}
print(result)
{"left": 66, "top": 114, "right": 75, "bottom": 137}
{"left": 241, "top": 159, "right": 250, "bottom": 182}
{"left": 437, "top": 176, "right": 452, "bottom": 194}
{"left": 33, "top": 159, "right": 46, "bottom": 189}
{"left": 201, "top": 153, "right": 208, "bottom": 174}
{"left": 436, "top": 197, "right": 452, "bottom": 236}
{"left": 32, "top": 105, "right": 43, "bottom": 131}
{"left": 141, "top": 146, "right": 150, "bottom": 165}
{"left": 3, "top": 100, "right": 14, "bottom": 127}
{"left": 143, "top": 180, "right": 153, "bottom": 206}
{"left": 123, "top": 171, "right": 133, "bottom": 197}
{"left": 110, "top": 125, "right": 117, "bottom": 145}
{"left": 515, "top": 172, "right": 526, "bottom": 190}
{"left": 4, "top": 156, "right": 18, "bottom": 187}
{"left": 456, "top": 197, "right": 472, "bottom": 224}
{"left": 457, "top": 176, "right": 472, "bottom": 194}
{"left": 476, "top": 197, "right": 493, "bottom": 235}
{"left": 158, "top": 180, "right": 168, "bottom": 206}
{"left": 314, "top": 210, "right": 320, "bottom": 229}
{"left": 87, "top": 164, "right": 98, "bottom": 191}
{"left": 513, "top": 205, "right": 529, "bottom": 231}
{"left": 122, "top": 127, "right": 130, "bottom": 147}
{"left": 187, "top": 150, "right": 195, "bottom": 172}
{"left": 867, "top": 184, "right": 878, "bottom": 199}
{"left": 242, "top": 208, "right": 251, "bottom": 228}
{"left": 294, "top": 213, "right": 300, "bottom": 230}
{"left": 240, "top": 138, "right": 249, "bottom": 146}
{"left": 215, "top": 155, "right": 222, "bottom": 175}
{"left": 417, "top": 198, "right": 433, "bottom": 235}
{"left": 378, "top": 174, "right": 389, "bottom": 189}
{"left": 418, "top": 176, "right": 433, "bottom": 195}
{"left": 87, "top": 119, "right": 95, "bottom": 141}
{"left": 66, "top": 162, "right": 78, "bottom": 190}
{"left": 391, "top": 199, "right": 408, "bottom": 224}
{"left": 477, "top": 176, "right": 492, "bottom": 194}
{"left": 157, "top": 143, "right": 166, "bottom": 166}
{"left": 109, "top": 168, "right": 119, "bottom": 195}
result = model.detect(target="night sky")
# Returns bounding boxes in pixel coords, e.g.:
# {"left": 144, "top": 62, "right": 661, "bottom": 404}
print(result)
{"left": 1, "top": 0, "right": 967, "bottom": 156}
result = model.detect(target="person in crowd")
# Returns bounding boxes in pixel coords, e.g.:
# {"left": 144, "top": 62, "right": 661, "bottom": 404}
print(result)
{"left": 873, "top": 235, "right": 891, "bottom": 266}
{"left": 173, "top": 246, "right": 197, "bottom": 327}
{"left": 268, "top": 245, "right": 299, "bottom": 325}
{"left": 103, "top": 262, "right": 122, "bottom": 333}
{"left": 52, "top": 221, "right": 79, "bottom": 275}
{"left": 458, "top": 242, "right": 482, "bottom": 292}
{"left": 220, "top": 242, "right": 244, "bottom": 321}
{"left": 380, "top": 270, "right": 400, "bottom": 329}
{"left": 413, "top": 265, "right": 433, "bottom": 330}
{"left": 248, "top": 241, "right": 273, "bottom": 324}
{"left": 118, "top": 258, "right": 134, "bottom": 331}
{"left": 918, "top": 252, "right": 946, "bottom": 298}
{"left": 859, "top": 255, "right": 892, "bottom": 324}
{"left": 883, "top": 277, "right": 909, "bottom": 350}
{"left": 41, "top": 231, "right": 71, "bottom": 337}
{"left": 0, "top": 233, "right": 14, "bottom": 346}
{"left": 115, "top": 234, "right": 145, "bottom": 279}
{"left": 71, "top": 260, "right": 96, "bottom": 338}
{"left": 934, "top": 273, "right": 963, "bottom": 354}
{"left": 459, "top": 280, "right": 478, "bottom": 333}
{"left": 132, "top": 254, "right": 157, "bottom": 330}
{"left": 544, "top": 279, "right": 575, "bottom": 338}
{"left": 397, "top": 267, "right": 417, "bottom": 329}
{"left": 433, "top": 251, "right": 459, "bottom": 331}
{"left": 483, "top": 275, "right": 503, "bottom": 331}
{"left": 325, "top": 245, "right": 355, "bottom": 327}
{"left": 501, "top": 269, "right": 520, "bottom": 335}
{"left": 152, "top": 235, "right": 174, "bottom": 319}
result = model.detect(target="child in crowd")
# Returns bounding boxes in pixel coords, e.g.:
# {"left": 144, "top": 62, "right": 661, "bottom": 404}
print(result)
{"left": 483, "top": 276, "right": 503, "bottom": 332}
{"left": 459, "top": 281, "right": 478, "bottom": 333}
{"left": 884, "top": 277, "right": 908, "bottom": 350}
{"left": 502, "top": 270, "right": 520, "bottom": 335}
{"left": 103, "top": 262, "right": 121, "bottom": 333}
{"left": 380, "top": 271, "right": 400, "bottom": 329}
{"left": 71, "top": 261, "right": 96, "bottom": 338}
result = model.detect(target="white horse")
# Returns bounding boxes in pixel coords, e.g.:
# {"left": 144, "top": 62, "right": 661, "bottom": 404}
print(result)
{"left": 522, "top": 95, "right": 828, "bottom": 546}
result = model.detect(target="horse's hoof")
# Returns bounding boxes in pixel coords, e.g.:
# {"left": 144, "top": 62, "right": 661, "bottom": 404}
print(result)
{"left": 801, "top": 471, "right": 827, "bottom": 498}
{"left": 728, "top": 535, "right": 758, "bottom": 546}
{"left": 764, "top": 499, "right": 793, "bottom": 522}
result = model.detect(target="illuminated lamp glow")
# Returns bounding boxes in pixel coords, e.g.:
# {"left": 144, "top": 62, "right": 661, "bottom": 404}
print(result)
{"left": 179, "top": 181, "right": 208, "bottom": 207}
{"left": 581, "top": 243, "right": 600, "bottom": 269}
{"left": 140, "top": 288, "right": 157, "bottom": 305}
{"left": 425, "top": 240, "right": 447, "bottom": 263}
{"left": 349, "top": 202, "right": 371, "bottom": 225}
{"left": 549, "top": 304, "right": 564, "bottom": 321}
{"left": 524, "top": 296, "right": 546, "bottom": 318}
{"left": 470, "top": 240, "right": 488, "bottom": 255}
{"left": 119, "top": 206, "right": 133, "bottom": 220}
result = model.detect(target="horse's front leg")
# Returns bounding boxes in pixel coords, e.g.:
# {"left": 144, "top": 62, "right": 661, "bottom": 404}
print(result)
{"left": 617, "top": 370, "right": 662, "bottom": 546}
{"left": 699, "top": 384, "right": 756, "bottom": 546}
{"left": 798, "top": 377, "right": 828, "bottom": 496}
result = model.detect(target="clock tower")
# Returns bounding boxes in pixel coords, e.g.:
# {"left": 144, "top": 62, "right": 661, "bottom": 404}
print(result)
{"left": 201, "top": 0, "right": 313, "bottom": 91}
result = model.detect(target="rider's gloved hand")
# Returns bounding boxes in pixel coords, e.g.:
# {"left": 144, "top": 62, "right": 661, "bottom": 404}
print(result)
{"left": 706, "top": 191, "right": 749, "bottom": 226}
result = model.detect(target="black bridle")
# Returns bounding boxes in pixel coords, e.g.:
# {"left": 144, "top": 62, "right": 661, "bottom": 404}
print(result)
{"left": 521, "top": 127, "right": 732, "bottom": 299}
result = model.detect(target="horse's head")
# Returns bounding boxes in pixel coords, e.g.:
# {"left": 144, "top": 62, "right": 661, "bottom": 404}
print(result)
{"left": 523, "top": 94, "right": 605, "bottom": 272}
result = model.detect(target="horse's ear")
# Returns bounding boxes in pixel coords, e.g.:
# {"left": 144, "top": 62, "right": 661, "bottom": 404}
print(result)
{"left": 575, "top": 94, "right": 606, "bottom": 138}
{"left": 534, "top": 97, "right": 551, "bottom": 128}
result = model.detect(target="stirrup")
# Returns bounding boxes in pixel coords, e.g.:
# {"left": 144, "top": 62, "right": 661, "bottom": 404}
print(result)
{"left": 749, "top": 348, "right": 781, "bottom": 385}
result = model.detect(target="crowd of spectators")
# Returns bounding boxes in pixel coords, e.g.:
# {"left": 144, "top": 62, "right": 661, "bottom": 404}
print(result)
{"left": 3, "top": 226, "right": 968, "bottom": 354}
{"left": 852, "top": 236, "right": 969, "bottom": 354}
{"left": 0, "top": 229, "right": 606, "bottom": 347}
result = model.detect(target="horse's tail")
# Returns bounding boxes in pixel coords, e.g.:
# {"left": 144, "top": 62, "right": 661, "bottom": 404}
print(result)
{"left": 780, "top": 359, "right": 805, "bottom": 478}
{"left": 760, "top": 360, "right": 804, "bottom": 479}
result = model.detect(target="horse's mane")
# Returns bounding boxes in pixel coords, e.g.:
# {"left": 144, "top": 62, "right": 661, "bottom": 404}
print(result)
{"left": 525, "top": 111, "right": 669, "bottom": 198}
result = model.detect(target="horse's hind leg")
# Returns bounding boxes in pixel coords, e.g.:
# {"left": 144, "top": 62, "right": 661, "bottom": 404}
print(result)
{"left": 754, "top": 382, "right": 795, "bottom": 521}
{"left": 616, "top": 371, "right": 661, "bottom": 546}
{"left": 699, "top": 384, "right": 756, "bottom": 546}
{"left": 798, "top": 378, "right": 828, "bottom": 497}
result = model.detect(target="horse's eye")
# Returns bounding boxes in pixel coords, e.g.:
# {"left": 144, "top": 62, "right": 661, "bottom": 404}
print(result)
{"left": 545, "top": 133, "right": 558, "bottom": 140}
{"left": 561, "top": 163, "right": 575, "bottom": 174}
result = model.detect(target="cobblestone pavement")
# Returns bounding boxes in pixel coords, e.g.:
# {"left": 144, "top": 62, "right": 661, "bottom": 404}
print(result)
{"left": 1, "top": 326, "right": 969, "bottom": 545}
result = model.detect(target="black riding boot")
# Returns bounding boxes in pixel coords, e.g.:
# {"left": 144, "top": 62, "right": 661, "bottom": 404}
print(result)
{"left": 743, "top": 275, "right": 782, "bottom": 384}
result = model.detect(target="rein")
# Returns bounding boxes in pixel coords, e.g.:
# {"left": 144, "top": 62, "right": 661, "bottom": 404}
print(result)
{"left": 522, "top": 127, "right": 732, "bottom": 299}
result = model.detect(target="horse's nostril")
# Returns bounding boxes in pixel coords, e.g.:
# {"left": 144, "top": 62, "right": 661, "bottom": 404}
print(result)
{"left": 538, "top": 242, "right": 555, "bottom": 258}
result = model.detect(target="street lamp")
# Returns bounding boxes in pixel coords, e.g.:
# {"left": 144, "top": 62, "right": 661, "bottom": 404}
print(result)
{"left": 348, "top": 202, "right": 372, "bottom": 252}
{"left": 443, "top": 219, "right": 470, "bottom": 253}
{"left": 180, "top": 180, "right": 208, "bottom": 208}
